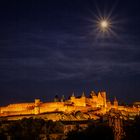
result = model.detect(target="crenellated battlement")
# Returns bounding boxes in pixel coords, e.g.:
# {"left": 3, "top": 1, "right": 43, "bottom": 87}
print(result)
{"left": 0, "top": 91, "right": 139, "bottom": 117}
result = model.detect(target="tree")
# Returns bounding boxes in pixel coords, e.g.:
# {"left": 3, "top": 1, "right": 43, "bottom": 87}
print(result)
{"left": 123, "top": 115, "right": 140, "bottom": 140}
{"left": 66, "top": 123, "right": 114, "bottom": 140}
{"left": 5, "top": 118, "right": 45, "bottom": 140}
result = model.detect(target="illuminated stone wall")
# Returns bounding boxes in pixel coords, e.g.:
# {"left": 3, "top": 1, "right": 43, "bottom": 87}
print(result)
{"left": 0, "top": 91, "right": 139, "bottom": 117}
{"left": 0, "top": 103, "right": 34, "bottom": 114}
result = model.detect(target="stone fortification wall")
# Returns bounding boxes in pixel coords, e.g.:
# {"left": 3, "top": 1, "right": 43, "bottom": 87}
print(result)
{"left": 70, "top": 97, "right": 86, "bottom": 107}
{"left": 39, "top": 102, "right": 91, "bottom": 113}
{"left": 1, "top": 91, "right": 139, "bottom": 118}
{"left": 0, "top": 103, "right": 35, "bottom": 114}
{"left": 0, "top": 92, "right": 107, "bottom": 116}
{"left": 118, "top": 106, "right": 139, "bottom": 113}
{"left": 0, "top": 109, "right": 34, "bottom": 117}
{"left": 40, "top": 102, "right": 65, "bottom": 113}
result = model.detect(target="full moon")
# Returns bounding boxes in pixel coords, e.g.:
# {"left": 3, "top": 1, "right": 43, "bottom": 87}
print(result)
{"left": 100, "top": 20, "right": 108, "bottom": 28}
{"left": 98, "top": 19, "right": 111, "bottom": 33}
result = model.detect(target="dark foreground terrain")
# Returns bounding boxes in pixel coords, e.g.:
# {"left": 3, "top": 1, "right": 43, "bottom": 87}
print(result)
{"left": 0, "top": 115, "right": 139, "bottom": 140}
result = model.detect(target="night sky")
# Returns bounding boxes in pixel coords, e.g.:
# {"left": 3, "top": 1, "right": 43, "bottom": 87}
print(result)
{"left": 0, "top": 0, "right": 140, "bottom": 105}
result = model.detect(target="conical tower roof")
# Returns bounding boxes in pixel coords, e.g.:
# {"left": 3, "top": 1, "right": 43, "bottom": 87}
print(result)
{"left": 71, "top": 92, "right": 75, "bottom": 97}
{"left": 98, "top": 92, "right": 102, "bottom": 98}
{"left": 90, "top": 90, "right": 96, "bottom": 96}
{"left": 81, "top": 92, "right": 85, "bottom": 97}
{"left": 114, "top": 97, "right": 118, "bottom": 102}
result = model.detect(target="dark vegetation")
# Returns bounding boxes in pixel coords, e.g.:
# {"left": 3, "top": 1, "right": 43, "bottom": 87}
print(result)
{"left": 65, "top": 123, "right": 114, "bottom": 140}
{"left": 0, "top": 116, "right": 139, "bottom": 140}
{"left": 122, "top": 116, "right": 140, "bottom": 140}
{"left": 0, "top": 118, "right": 63, "bottom": 140}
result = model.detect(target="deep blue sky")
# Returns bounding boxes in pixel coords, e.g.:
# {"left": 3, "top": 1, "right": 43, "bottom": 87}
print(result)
{"left": 0, "top": 0, "right": 140, "bottom": 105}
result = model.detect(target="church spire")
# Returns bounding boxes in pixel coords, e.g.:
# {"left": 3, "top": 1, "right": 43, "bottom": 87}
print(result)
{"left": 114, "top": 97, "right": 118, "bottom": 107}
{"left": 72, "top": 92, "right": 75, "bottom": 97}
{"left": 81, "top": 92, "right": 85, "bottom": 97}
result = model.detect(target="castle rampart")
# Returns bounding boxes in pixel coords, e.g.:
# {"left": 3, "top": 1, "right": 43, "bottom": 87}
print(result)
{"left": 0, "top": 91, "right": 139, "bottom": 118}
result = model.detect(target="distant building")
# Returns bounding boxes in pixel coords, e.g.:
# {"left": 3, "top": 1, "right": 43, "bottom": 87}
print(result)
{"left": 0, "top": 90, "right": 139, "bottom": 120}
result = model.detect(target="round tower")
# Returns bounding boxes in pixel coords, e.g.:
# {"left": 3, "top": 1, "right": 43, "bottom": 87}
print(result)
{"left": 70, "top": 92, "right": 75, "bottom": 100}
{"left": 81, "top": 92, "right": 86, "bottom": 107}
{"left": 34, "top": 99, "right": 40, "bottom": 115}
{"left": 61, "top": 95, "right": 65, "bottom": 102}
{"left": 101, "top": 91, "right": 107, "bottom": 108}
{"left": 114, "top": 97, "right": 118, "bottom": 108}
